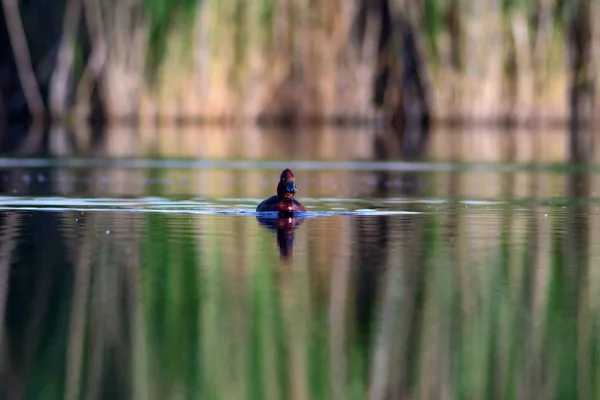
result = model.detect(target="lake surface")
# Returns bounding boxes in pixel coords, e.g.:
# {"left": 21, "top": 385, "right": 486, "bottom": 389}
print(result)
{"left": 0, "top": 126, "right": 599, "bottom": 399}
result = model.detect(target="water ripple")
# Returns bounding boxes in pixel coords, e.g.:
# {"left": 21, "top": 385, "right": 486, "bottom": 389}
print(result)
{"left": 0, "top": 197, "right": 420, "bottom": 216}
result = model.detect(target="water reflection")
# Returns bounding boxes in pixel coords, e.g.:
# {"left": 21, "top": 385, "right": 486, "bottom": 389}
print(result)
{"left": 3, "top": 125, "right": 598, "bottom": 165}
{"left": 0, "top": 197, "right": 597, "bottom": 398}
{"left": 0, "top": 123, "right": 599, "bottom": 399}
{"left": 256, "top": 215, "right": 306, "bottom": 259}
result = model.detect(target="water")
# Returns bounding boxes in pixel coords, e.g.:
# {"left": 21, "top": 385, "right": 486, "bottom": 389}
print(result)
{"left": 0, "top": 126, "right": 599, "bottom": 399}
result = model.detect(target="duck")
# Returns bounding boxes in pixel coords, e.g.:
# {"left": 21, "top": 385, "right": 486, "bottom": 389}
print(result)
{"left": 256, "top": 168, "right": 307, "bottom": 213}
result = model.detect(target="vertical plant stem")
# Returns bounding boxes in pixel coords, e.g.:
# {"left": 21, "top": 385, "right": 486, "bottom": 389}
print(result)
{"left": 75, "top": 0, "right": 107, "bottom": 118}
{"left": 126, "top": 217, "right": 149, "bottom": 400}
{"left": 329, "top": 221, "right": 350, "bottom": 400}
{"left": 368, "top": 232, "right": 404, "bottom": 400}
{"left": 49, "top": 0, "right": 82, "bottom": 119}
{"left": 65, "top": 216, "right": 96, "bottom": 400}
{"left": 568, "top": 0, "right": 595, "bottom": 157}
{"left": 0, "top": 213, "right": 21, "bottom": 352}
{"left": 14, "top": 122, "right": 44, "bottom": 156}
{"left": 0, "top": 0, "right": 45, "bottom": 121}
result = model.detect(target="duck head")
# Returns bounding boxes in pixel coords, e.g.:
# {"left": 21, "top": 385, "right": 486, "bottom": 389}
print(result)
{"left": 277, "top": 168, "right": 298, "bottom": 200}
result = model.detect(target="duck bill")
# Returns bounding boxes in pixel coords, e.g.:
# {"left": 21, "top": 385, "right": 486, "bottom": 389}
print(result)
{"left": 285, "top": 181, "right": 298, "bottom": 194}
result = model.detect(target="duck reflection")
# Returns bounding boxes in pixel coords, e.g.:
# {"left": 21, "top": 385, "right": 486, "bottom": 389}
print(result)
{"left": 256, "top": 214, "right": 306, "bottom": 258}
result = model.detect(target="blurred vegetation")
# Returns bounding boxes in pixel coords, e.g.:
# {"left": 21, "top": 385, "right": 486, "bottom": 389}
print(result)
{"left": 143, "top": 0, "right": 198, "bottom": 79}
{"left": 0, "top": 0, "right": 596, "bottom": 125}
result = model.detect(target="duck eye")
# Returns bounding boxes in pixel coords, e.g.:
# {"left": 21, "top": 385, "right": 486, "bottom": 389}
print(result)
{"left": 281, "top": 177, "right": 286, "bottom": 181}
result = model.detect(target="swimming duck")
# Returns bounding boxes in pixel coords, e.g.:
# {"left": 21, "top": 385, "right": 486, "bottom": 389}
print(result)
{"left": 256, "top": 169, "right": 307, "bottom": 213}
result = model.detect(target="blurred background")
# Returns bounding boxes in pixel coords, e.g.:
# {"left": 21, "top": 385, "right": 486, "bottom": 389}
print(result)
{"left": 1, "top": 0, "right": 598, "bottom": 128}
{"left": 1, "top": 1, "right": 600, "bottom": 399}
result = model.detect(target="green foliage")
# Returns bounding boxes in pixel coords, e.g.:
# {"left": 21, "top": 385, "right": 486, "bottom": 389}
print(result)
{"left": 142, "top": 0, "right": 200, "bottom": 81}
{"left": 260, "top": 0, "right": 275, "bottom": 38}
{"left": 502, "top": 0, "right": 534, "bottom": 14}
{"left": 423, "top": 0, "right": 443, "bottom": 63}
{"left": 232, "top": 1, "right": 248, "bottom": 87}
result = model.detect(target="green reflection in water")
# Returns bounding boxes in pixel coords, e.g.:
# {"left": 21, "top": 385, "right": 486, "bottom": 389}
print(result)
{"left": 0, "top": 198, "right": 598, "bottom": 399}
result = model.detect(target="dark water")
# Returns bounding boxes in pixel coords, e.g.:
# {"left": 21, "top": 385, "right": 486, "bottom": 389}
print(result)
{"left": 0, "top": 127, "right": 599, "bottom": 399}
